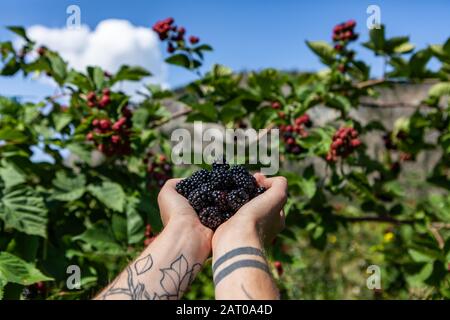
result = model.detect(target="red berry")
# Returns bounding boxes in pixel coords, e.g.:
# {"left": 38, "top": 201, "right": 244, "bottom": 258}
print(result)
{"left": 87, "top": 91, "right": 96, "bottom": 101}
{"left": 97, "top": 144, "right": 105, "bottom": 152}
{"left": 87, "top": 101, "right": 96, "bottom": 108}
{"left": 278, "top": 111, "right": 286, "bottom": 119}
{"left": 286, "top": 137, "right": 295, "bottom": 145}
{"left": 345, "top": 20, "right": 356, "bottom": 29}
{"left": 86, "top": 132, "right": 94, "bottom": 141}
{"left": 178, "top": 27, "right": 185, "bottom": 35}
{"left": 334, "top": 44, "right": 343, "bottom": 51}
{"left": 274, "top": 261, "right": 283, "bottom": 276}
{"left": 285, "top": 125, "right": 293, "bottom": 132}
{"left": 112, "top": 117, "right": 127, "bottom": 131}
{"left": 99, "top": 95, "right": 111, "bottom": 108}
{"left": 102, "top": 88, "right": 110, "bottom": 96}
{"left": 37, "top": 46, "right": 46, "bottom": 56}
{"left": 99, "top": 119, "right": 111, "bottom": 130}
{"left": 92, "top": 119, "right": 99, "bottom": 127}
{"left": 144, "top": 237, "right": 155, "bottom": 246}
{"left": 271, "top": 101, "right": 281, "bottom": 109}
{"left": 167, "top": 43, "right": 175, "bottom": 53}
{"left": 111, "top": 135, "right": 120, "bottom": 144}
{"left": 189, "top": 36, "right": 199, "bottom": 44}
{"left": 351, "top": 139, "right": 361, "bottom": 148}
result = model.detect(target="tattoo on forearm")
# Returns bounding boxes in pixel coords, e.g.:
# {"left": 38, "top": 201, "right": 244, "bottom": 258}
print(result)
{"left": 212, "top": 246, "right": 265, "bottom": 273}
{"left": 99, "top": 254, "right": 202, "bottom": 300}
{"left": 241, "top": 284, "right": 254, "bottom": 300}
{"left": 212, "top": 247, "right": 270, "bottom": 286}
{"left": 214, "top": 260, "right": 270, "bottom": 286}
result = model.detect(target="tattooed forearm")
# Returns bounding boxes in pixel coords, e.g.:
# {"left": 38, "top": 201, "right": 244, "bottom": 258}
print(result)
{"left": 212, "top": 246, "right": 265, "bottom": 273}
{"left": 98, "top": 253, "right": 202, "bottom": 300}
{"left": 212, "top": 247, "right": 270, "bottom": 286}
{"left": 241, "top": 284, "right": 254, "bottom": 300}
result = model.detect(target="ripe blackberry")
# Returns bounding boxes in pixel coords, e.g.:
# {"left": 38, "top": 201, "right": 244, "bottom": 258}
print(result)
{"left": 199, "top": 207, "right": 225, "bottom": 230}
{"left": 210, "top": 190, "right": 229, "bottom": 212}
{"left": 176, "top": 160, "right": 266, "bottom": 229}
{"left": 187, "top": 188, "right": 209, "bottom": 211}
{"left": 175, "top": 169, "right": 210, "bottom": 197}
{"left": 227, "top": 188, "right": 250, "bottom": 211}
{"left": 210, "top": 169, "right": 234, "bottom": 190}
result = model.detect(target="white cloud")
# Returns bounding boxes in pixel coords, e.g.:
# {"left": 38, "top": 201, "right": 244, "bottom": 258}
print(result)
{"left": 24, "top": 19, "right": 168, "bottom": 95}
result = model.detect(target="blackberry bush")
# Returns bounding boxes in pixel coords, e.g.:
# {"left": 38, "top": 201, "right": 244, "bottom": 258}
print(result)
{"left": 176, "top": 160, "right": 266, "bottom": 229}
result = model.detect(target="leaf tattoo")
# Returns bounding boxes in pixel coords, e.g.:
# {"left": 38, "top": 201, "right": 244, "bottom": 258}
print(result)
{"left": 135, "top": 254, "right": 153, "bottom": 275}
{"left": 98, "top": 253, "right": 201, "bottom": 300}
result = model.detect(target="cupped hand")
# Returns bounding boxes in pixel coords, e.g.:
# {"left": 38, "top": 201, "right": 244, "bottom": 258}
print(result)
{"left": 213, "top": 174, "right": 288, "bottom": 246}
{"left": 157, "top": 178, "right": 213, "bottom": 238}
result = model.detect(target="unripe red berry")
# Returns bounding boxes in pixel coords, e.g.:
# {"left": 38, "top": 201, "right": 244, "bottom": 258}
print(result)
{"left": 271, "top": 101, "right": 281, "bottom": 109}
{"left": 87, "top": 91, "right": 96, "bottom": 101}
{"left": 334, "top": 44, "right": 343, "bottom": 51}
{"left": 99, "top": 119, "right": 111, "bottom": 130}
{"left": 37, "top": 46, "right": 46, "bottom": 56}
{"left": 189, "top": 36, "right": 199, "bottom": 44}
{"left": 111, "top": 135, "right": 120, "bottom": 144}
{"left": 86, "top": 132, "right": 94, "bottom": 141}
{"left": 274, "top": 261, "right": 283, "bottom": 276}
{"left": 350, "top": 139, "right": 361, "bottom": 148}
{"left": 99, "top": 95, "right": 111, "bottom": 108}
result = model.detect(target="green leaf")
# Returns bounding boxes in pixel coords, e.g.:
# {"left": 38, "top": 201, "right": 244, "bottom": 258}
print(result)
{"left": 0, "top": 127, "right": 27, "bottom": 143}
{"left": 113, "top": 65, "right": 151, "bottom": 83}
{"left": 1, "top": 58, "right": 20, "bottom": 76}
{"left": 0, "top": 186, "right": 48, "bottom": 238}
{"left": 165, "top": 54, "right": 191, "bottom": 68}
{"left": 0, "top": 252, "right": 52, "bottom": 287}
{"left": 7, "top": 26, "right": 30, "bottom": 42}
{"left": 47, "top": 53, "right": 67, "bottom": 85}
{"left": 92, "top": 66, "right": 105, "bottom": 89}
{"left": 125, "top": 196, "right": 145, "bottom": 245}
{"left": 369, "top": 25, "right": 385, "bottom": 53}
{"left": 0, "top": 162, "right": 26, "bottom": 189}
{"left": 53, "top": 112, "right": 72, "bottom": 132}
{"left": 393, "top": 42, "right": 415, "bottom": 54}
{"left": 73, "top": 221, "right": 123, "bottom": 254}
{"left": 193, "top": 44, "right": 213, "bottom": 52}
{"left": 52, "top": 171, "right": 86, "bottom": 202}
{"left": 66, "top": 143, "right": 92, "bottom": 164}
{"left": 305, "top": 41, "right": 336, "bottom": 65}
{"left": 327, "top": 95, "right": 352, "bottom": 114}
{"left": 88, "top": 181, "right": 125, "bottom": 212}
{"left": 428, "top": 82, "right": 450, "bottom": 99}
{"left": 408, "top": 248, "right": 436, "bottom": 263}
{"left": 190, "top": 102, "right": 217, "bottom": 121}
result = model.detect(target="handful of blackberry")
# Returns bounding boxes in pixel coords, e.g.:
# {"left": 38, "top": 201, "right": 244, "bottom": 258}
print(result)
{"left": 175, "top": 160, "right": 266, "bottom": 230}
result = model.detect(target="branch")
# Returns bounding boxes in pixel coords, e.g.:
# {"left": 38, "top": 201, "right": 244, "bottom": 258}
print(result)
{"left": 359, "top": 101, "right": 425, "bottom": 109}
{"left": 354, "top": 78, "right": 386, "bottom": 89}
{"left": 151, "top": 108, "right": 192, "bottom": 128}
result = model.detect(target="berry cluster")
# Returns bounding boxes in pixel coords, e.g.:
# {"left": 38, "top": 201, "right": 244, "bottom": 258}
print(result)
{"left": 152, "top": 17, "right": 200, "bottom": 53}
{"left": 326, "top": 127, "right": 361, "bottom": 162}
{"left": 86, "top": 88, "right": 111, "bottom": 109}
{"left": 332, "top": 20, "right": 358, "bottom": 43}
{"left": 144, "top": 151, "right": 173, "bottom": 189}
{"left": 175, "top": 160, "right": 265, "bottom": 230}
{"left": 279, "top": 114, "right": 312, "bottom": 155}
{"left": 143, "top": 224, "right": 158, "bottom": 246}
{"left": 86, "top": 107, "right": 133, "bottom": 156}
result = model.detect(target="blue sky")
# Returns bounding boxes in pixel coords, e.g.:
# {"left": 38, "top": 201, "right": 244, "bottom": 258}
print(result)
{"left": 1, "top": 0, "right": 449, "bottom": 99}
